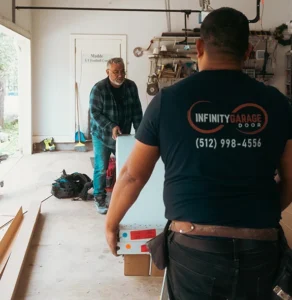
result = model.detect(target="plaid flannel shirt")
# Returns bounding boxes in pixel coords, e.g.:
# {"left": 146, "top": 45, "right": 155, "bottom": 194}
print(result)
{"left": 89, "top": 77, "right": 143, "bottom": 149}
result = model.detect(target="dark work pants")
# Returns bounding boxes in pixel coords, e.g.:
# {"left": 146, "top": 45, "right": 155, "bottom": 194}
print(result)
{"left": 167, "top": 232, "right": 279, "bottom": 300}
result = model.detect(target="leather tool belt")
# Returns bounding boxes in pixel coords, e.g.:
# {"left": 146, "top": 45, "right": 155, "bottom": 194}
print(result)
{"left": 170, "top": 221, "right": 278, "bottom": 241}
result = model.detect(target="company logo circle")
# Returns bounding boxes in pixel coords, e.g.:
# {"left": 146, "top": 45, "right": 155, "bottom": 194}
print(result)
{"left": 187, "top": 101, "right": 268, "bottom": 135}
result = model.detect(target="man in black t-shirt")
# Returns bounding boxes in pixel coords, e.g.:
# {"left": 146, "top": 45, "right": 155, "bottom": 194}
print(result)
{"left": 105, "top": 8, "right": 292, "bottom": 299}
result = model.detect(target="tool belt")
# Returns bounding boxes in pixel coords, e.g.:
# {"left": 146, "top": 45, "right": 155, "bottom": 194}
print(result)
{"left": 170, "top": 221, "right": 278, "bottom": 241}
{"left": 147, "top": 220, "right": 278, "bottom": 271}
{"left": 172, "top": 233, "right": 275, "bottom": 253}
{"left": 147, "top": 220, "right": 291, "bottom": 298}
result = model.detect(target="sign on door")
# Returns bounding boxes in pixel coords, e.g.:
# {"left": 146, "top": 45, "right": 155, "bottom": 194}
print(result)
{"left": 74, "top": 35, "right": 127, "bottom": 138}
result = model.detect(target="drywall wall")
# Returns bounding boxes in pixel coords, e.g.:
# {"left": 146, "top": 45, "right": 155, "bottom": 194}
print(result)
{"left": 31, "top": 0, "right": 291, "bottom": 142}
{"left": 0, "top": 0, "right": 32, "bottom": 33}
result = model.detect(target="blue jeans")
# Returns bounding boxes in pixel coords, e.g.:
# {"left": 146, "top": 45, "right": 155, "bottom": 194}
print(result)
{"left": 92, "top": 135, "right": 115, "bottom": 197}
{"left": 167, "top": 233, "right": 279, "bottom": 300}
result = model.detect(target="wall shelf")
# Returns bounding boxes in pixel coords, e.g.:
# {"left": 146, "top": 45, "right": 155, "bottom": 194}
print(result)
{"left": 146, "top": 36, "right": 197, "bottom": 96}
{"left": 149, "top": 56, "right": 196, "bottom": 62}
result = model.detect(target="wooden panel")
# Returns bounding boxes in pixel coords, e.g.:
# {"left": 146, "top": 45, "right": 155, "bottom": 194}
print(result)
{"left": 281, "top": 209, "right": 292, "bottom": 248}
{"left": 0, "top": 208, "right": 23, "bottom": 259}
{"left": 150, "top": 261, "right": 165, "bottom": 277}
{"left": 124, "top": 254, "right": 150, "bottom": 276}
{"left": 281, "top": 223, "right": 292, "bottom": 248}
{"left": 281, "top": 211, "right": 292, "bottom": 229}
{"left": 285, "top": 203, "right": 292, "bottom": 214}
{"left": 0, "top": 201, "right": 41, "bottom": 300}
{"left": 0, "top": 207, "right": 24, "bottom": 277}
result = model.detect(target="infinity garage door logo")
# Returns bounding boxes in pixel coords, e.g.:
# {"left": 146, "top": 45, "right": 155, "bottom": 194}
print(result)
{"left": 187, "top": 101, "right": 268, "bottom": 135}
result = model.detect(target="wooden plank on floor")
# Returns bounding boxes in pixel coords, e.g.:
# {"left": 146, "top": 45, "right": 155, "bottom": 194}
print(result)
{"left": 0, "top": 201, "right": 41, "bottom": 300}
{"left": 0, "top": 216, "right": 17, "bottom": 240}
{"left": 281, "top": 211, "right": 292, "bottom": 230}
{"left": 285, "top": 203, "right": 292, "bottom": 214}
{"left": 281, "top": 223, "right": 292, "bottom": 248}
{"left": 0, "top": 207, "right": 24, "bottom": 277}
{"left": 0, "top": 222, "right": 25, "bottom": 279}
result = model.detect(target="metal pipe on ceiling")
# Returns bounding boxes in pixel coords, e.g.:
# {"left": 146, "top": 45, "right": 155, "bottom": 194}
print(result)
{"left": 15, "top": 0, "right": 261, "bottom": 23}
{"left": 249, "top": 0, "right": 261, "bottom": 23}
{"left": 15, "top": 7, "right": 200, "bottom": 13}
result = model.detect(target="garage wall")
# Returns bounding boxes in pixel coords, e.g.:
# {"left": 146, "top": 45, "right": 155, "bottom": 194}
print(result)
{"left": 31, "top": 0, "right": 291, "bottom": 142}
{"left": 0, "top": 0, "right": 32, "bottom": 33}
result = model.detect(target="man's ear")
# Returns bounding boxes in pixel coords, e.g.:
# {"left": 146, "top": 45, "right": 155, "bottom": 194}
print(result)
{"left": 196, "top": 38, "right": 205, "bottom": 58}
{"left": 244, "top": 43, "right": 253, "bottom": 61}
{"left": 106, "top": 69, "right": 110, "bottom": 76}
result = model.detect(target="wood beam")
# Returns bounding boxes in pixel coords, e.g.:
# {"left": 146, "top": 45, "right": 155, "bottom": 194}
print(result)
{"left": 0, "top": 207, "right": 24, "bottom": 277}
{"left": 0, "top": 201, "right": 41, "bottom": 300}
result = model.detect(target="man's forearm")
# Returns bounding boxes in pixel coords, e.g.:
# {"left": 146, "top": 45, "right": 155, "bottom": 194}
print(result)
{"left": 105, "top": 166, "right": 146, "bottom": 231}
{"left": 280, "top": 182, "right": 292, "bottom": 211}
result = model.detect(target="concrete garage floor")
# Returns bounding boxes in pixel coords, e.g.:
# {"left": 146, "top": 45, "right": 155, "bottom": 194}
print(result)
{"left": 0, "top": 152, "right": 163, "bottom": 300}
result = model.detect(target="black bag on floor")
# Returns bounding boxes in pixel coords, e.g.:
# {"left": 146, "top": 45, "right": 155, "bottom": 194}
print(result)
{"left": 51, "top": 169, "right": 92, "bottom": 200}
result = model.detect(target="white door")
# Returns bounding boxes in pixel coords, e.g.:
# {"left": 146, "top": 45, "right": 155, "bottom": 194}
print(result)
{"left": 74, "top": 35, "right": 127, "bottom": 139}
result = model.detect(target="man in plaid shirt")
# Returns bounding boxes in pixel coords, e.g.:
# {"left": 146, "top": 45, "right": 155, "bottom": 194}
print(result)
{"left": 89, "top": 57, "right": 143, "bottom": 214}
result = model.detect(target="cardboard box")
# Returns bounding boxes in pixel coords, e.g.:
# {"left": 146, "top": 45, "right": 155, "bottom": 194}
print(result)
{"left": 281, "top": 204, "right": 292, "bottom": 248}
{"left": 150, "top": 261, "right": 165, "bottom": 277}
{"left": 124, "top": 254, "right": 150, "bottom": 276}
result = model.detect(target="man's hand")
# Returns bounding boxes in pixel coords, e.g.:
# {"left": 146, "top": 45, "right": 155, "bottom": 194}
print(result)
{"left": 105, "top": 227, "right": 119, "bottom": 256}
{"left": 112, "top": 126, "right": 122, "bottom": 140}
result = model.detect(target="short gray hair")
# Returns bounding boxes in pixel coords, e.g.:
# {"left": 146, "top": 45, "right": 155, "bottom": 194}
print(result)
{"left": 107, "top": 57, "right": 124, "bottom": 69}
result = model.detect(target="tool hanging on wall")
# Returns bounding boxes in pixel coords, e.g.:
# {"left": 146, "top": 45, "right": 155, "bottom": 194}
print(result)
{"left": 273, "top": 21, "right": 292, "bottom": 46}
{"left": 147, "top": 60, "right": 159, "bottom": 96}
{"left": 74, "top": 82, "right": 86, "bottom": 143}
{"left": 74, "top": 49, "right": 87, "bottom": 144}
{"left": 261, "top": 38, "right": 270, "bottom": 79}
{"left": 74, "top": 82, "right": 87, "bottom": 152}
{"left": 133, "top": 40, "right": 154, "bottom": 57}
{"left": 147, "top": 79, "right": 159, "bottom": 96}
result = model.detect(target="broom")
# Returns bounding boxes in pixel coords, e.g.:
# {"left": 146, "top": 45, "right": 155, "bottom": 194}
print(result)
{"left": 74, "top": 82, "right": 87, "bottom": 152}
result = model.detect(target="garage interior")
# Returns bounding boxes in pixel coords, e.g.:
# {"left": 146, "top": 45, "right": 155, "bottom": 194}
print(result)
{"left": 0, "top": 0, "right": 292, "bottom": 299}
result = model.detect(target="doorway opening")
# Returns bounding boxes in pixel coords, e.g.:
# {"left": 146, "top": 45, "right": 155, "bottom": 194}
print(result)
{"left": 71, "top": 35, "right": 127, "bottom": 140}
{"left": 0, "top": 24, "right": 31, "bottom": 183}
{"left": 0, "top": 30, "right": 19, "bottom": 159}
{"left": 0, "top": 25, "right": 31, "bottom": 163}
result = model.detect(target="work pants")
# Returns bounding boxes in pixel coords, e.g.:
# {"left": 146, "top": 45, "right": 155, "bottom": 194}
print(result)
{"left": 92, "top": 135, "right": 115, "bottom": 197}
{"left": 167, "top": 232, "right": 279, "bottom": 300}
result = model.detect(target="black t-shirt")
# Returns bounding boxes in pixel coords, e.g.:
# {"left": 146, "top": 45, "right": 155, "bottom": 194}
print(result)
{"left": 110, "top": 81, "right": 125, "bottom": 130}
{"left": 135, "top": 70, "right": 292, "bottom": 228}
